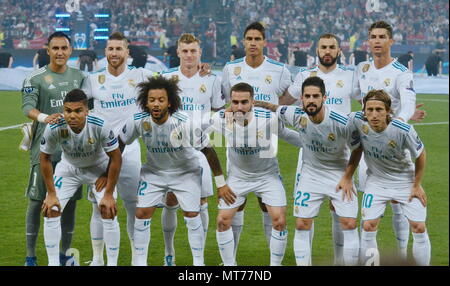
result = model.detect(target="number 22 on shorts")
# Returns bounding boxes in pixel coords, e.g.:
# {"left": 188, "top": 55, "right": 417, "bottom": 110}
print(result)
{"left": 294, "top": 190, "right": 310, "bottom": 207}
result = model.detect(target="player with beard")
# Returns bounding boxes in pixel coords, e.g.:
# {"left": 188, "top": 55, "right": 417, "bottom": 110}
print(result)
{"left": 256, "top": 76, "right": 360, "bottom": 266}
{"left": 288, "top": 34, "right": 361, "bottom": 265}
{"left": 82, "top": 32, "right": 153, "bottom": 266}
{"left": 119, "top": 76, "right": 230, "bottom": 266}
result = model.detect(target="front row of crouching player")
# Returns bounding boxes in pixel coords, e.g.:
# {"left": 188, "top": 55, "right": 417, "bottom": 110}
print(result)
{"left": 40, "top": 76, "right": 430, "bottom": 266}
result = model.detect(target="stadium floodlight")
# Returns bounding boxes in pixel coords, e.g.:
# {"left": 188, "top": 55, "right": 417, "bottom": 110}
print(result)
{"left": 94, "top": 14, "right": 110, "bottom": 18}
{"left": 55, "top": 28, "right": 71, "bottom": 32}
{"left": 94, "top": 28, "right": 109, "bottom": 32}
{"left": 94, "top": 36, "right": 109, "bottom": 40}
{"left": 55, "top": 13, "right": 71, "bottom": 18}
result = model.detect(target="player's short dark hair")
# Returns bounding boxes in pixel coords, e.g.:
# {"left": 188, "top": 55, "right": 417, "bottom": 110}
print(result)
{"left": 230, "top": 82, "right": 254, "bottom": 99}
{"left": 302, "top": 76, "right": 326, "bottom": 97}
{"left": 137, "top": 75, "right": 181, "bottom": 115}
{"left": 369, "top": 21, "right": 393, "bottom": 39}
{"left": 63, "top": 89, "right": 88, "bottom": 106}
{"left": 47, "top": 32, "right": 71, "bottom": 45}
{"left": 244, "top": 22, "right": 265, "bottom": 39}
{"left": 108, "top": 31, "right": 129, "bottom": 48}
{"left": 318, "top": 33, "right": 341, "bottom": 47}
{"left": 363, "top": 89, "right": 393, "bottom": 121}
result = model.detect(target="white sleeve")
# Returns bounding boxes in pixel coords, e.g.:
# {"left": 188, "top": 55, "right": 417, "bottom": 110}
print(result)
{"left": 209, "top": 110, "right": 225, "bottom": 135}
{"left": 140, "top": 68, "right": 155, "bottom": 82}
{"left": 277, "top": 118, "right": 301, "bottom": 147}
{"left": 40, "top": 125, "right": 58, "bottom": 154}
{"left": 278, "top": 65, "right": 293, "bottom": 96}
{"left": 287, "top": 71, "right": 303, "bottom": 99}
{"left": 221, "top": 65, "right": 232, "bottom": 103}
{"left": 404, "top": 125, "right": 424, "bottom": 158}
{"left": 211, "top": 75, "right": 226, "bottom": 109}
{"left": 100, "top": 124, "right": 119, "bottom": 153}
{"left": 183, "top": 119, "right": 210, "bottom": 151}
{"left": 81, "top": 76, "right": 93, "bottom": 99}
{"left": 119, "top": 115, "right": 141, "bottom": 145}
{"left": 276, "top": 105, "right": 304, "bottom": 129}
{"left": 396, "top": 71, "right": 416, "bottom": 121}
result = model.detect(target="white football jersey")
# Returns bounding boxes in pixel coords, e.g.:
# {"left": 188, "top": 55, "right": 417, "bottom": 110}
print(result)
{"left": 354, "top": 59, "right": 416, "bottom": 121}
{"left": 221, "top": 56, "right": 292, "bottom": 104}
{"left": 82, "top": 66, "right": 153, "bottom": 135}
{"left": 161, "top": 67, "right": 225, "bottom": 116}
{"left": 277, "top": 105, "right": 360, "bottom": 170}
{"left": 349, "top": 111, "right": 424, "bottom": 184}
{"left": 210, "top": 107, "right": 299, "bottom": 180}
{"left": 288, "top": 65, "right": 360, "bottom": 114}
{"left": 119, "top": 111, "right": 209, "bottom": 173}
{"left": 40, "top": 115, "right": 118, "bottom": 168}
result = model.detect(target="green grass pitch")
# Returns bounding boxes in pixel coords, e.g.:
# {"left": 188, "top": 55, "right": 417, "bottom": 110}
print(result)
{"left": 0, "top": 91, "right": 448, "bottom": 266}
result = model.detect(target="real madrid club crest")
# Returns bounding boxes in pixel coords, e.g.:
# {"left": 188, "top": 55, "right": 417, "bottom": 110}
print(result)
{"left": 88, "top": 137, "right": 95, "bottom": 144}
{"left": 128, "top": 79, "right": 136, "bottom": 87}
{"left": 389, "top": 140, "right": 397, "bottom": 148}
{"left": 171, "top": 75, "right": 179, "bottom": 82}
{"left": 384, "top": 78, "right": 391, "bottom": 87}
{"left": 300, "top": 116, "right": 308, "bottom": 128}
{"left": 171, "top": 129, "right": 182, "bottom": 140}
{"left": 328, "top": 133, "right": 335, "bottom": 141}
{"left": 362, "top": 125, "right": 369, "bottom": 135}
{"left": 336, "top": 80, "right": 344, "bottom": 88}
{"left": 257, "top": 130, "right": 264, "bottom": 139}
{"left": 265, "top": 75, "right": 272, "bottom": 84}
{"left": 233, "top": 67, "right": 241, "bottom": 76}
{"left": 98, "top": 74, "right": 105, "bottom": 85}
{"left": 362, "top": 64, "right": 370, "bottom": 73}
{"left": 60, "top": 129, "right": 69, "bottom": 138}
{"left": 310, "top": 71, "right": 318, "bottom": 77}
{"left": 44, "top": 75, "right": 53, "bottom": 84}
{"left": 143, "top": 121, "right": 151, "bottom": 132}
{"left": 199, "top": 84, "right": 207, "bottom": 93}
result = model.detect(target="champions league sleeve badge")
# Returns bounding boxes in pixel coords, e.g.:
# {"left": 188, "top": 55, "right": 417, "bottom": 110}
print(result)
{"left": 362, "top": 64, "right": 370, "bottom": 73}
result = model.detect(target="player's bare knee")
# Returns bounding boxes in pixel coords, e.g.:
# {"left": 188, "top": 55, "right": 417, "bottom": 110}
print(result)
{"left": 296, "top": 218, "right": 313, "bottom": 230}
{"left": 183, "top": 211, "right": 199, "bottom": 218}
{"left": 100, "top": 209, "right": 114, "bottom": 220}
{"left": 47, "top": 210, "right": 61, "bottom": 218}
{"left": 340, "top": 218, "right": 357, "bottom": 230}
{"left": 363, "top": 220, "right": 378, "bottom": 232}
{"left": 166, "top": 192, "right": 178, "bottom": 207}
{"left": 217, "top": 215, "right": 232, "bottom": 231}
{"left": 135, "top": 207, "right": 151, "bottom": 219}
{"left": 410, "top": 221, "right": 426, "bottom": 233}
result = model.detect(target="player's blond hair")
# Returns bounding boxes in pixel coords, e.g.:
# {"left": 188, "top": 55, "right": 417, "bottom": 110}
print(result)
{"left": 178, "top": 33, "right": 201, "bottom": 46}
{"left": 363, "top": 89, "right": 393, "bottom": 122}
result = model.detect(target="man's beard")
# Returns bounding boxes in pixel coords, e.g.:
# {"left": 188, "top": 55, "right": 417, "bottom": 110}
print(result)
{"left": 318, "top": 54, "right": 338, "bottom": 67}
{"left": 304, "top": 102, "right": 323, "bottom": 116}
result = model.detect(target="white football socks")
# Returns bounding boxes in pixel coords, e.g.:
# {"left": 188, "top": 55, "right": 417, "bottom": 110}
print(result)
{"left": 44, "top": 216, "right": 61, "bottom": 266}
{"left": 200, "top": 203, "right": 209, "bottom": 249}
{"left": 391, "top": 203, "right": 409, "bottom": 260}
{"left": 102, "top": 217, "right": 120, "bottom": 266}
{"left": 162, "top": 204, "right": 179, "bottom": 257}
{"left": 360, "top": 230, "right": 378, "bottom": 266}
{"left": 270, "top": 228, "right": 288, "bottom": 266}
{"left": 412, "top": 231, "right": 431, "bottom": 266}
{"left": 331, "top": 210, "right": 344, "bottom": 265}
{"left": 185, "top": 216, "right": 205, "bottom": 266}
{"left": 231, "top": 210, "right": 244, "bottom": 259}
{"left": 216, "top": 229, "right": 236, "bottom": 266}
{"left": 90, "top": 204, "right": 104, "bottom": 265}
{"left": 133, "top": 217, "right": 151, "bottom": 266}
{"left": 342, "top": 228, "right": 360, "bottom": 266}
{"left": 294, "top": 229, "right": 311, "bottom": 266}
{"left": 263, "top": 212, "right": 272, "bottom": 246}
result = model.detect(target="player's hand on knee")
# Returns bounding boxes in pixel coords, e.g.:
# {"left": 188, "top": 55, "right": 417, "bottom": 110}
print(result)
{"left": 409, "top": 185, "right": 427, "bottom": 207}
{"left": 42, "top": 194, "right": 61, "bottom": 217}
{"left": 45, "top": 113, "right": 63, "bottom": 124}
{"left": 218, "top": 185, "right": 236, "bottom": 206}
{"left": 410, "top": 104, "right": 426, "bottom": 122}
{"left": 95, "top": 174, "right": 108, "bottom": 192}
{"left": 99, "top": 194, "right": 117, "bottom": 218}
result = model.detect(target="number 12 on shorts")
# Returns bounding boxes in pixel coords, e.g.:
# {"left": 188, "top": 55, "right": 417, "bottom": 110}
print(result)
{"left": 294, "top": 190, "right": 310, "bottom": 207}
